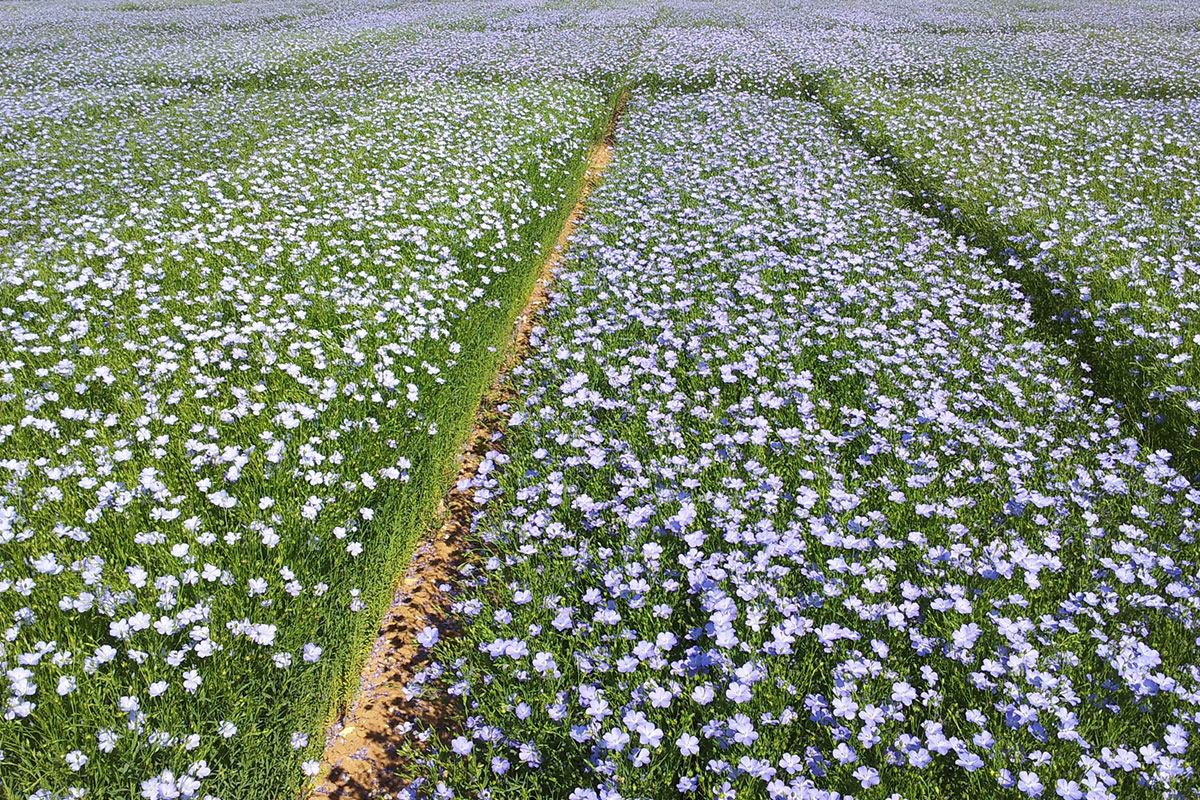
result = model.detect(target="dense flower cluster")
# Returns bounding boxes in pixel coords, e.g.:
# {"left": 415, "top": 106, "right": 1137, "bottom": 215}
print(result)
{"left": 6, "top": 1, "right": 1200, "bottom": 798}
{"left": 415, "top": 88, "right": 1200, "bottom": 799}
{"left": 0, "top": 1, "right": 615, "bottom": 796}
{"left": 820, "top": 25, "right": 1200, "bottom": 429}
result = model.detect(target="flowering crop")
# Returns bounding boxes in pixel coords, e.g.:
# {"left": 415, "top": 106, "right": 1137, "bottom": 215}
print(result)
{"left": 0, "top": 2, "right": 622, "bottom": 796}
{"left": 412, "top": 87, "right": 1200, "bottom": 799}
{"left": 6, "top": 2, "right": 1200, "bottom": 799}
{"left": 814, "top": 22, "right": 1200, "bottom": 453}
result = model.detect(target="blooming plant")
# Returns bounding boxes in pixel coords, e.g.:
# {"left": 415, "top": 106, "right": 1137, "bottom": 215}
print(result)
{"left": 819, "top": 31, "right": 1200, "bottom": 445}
{"left": 3, "top": 2, "right": 1200, "bottom": 799}
{"left": 412, "top": 86, "right": 1200, "bottom": 800}
{"left": 0, "top": 2, "right": 621, "bottom": 795}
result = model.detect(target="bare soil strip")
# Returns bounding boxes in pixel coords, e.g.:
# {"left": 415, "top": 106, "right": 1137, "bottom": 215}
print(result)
{"left": 308, "top": 95, "right": 624, "bottom": 800}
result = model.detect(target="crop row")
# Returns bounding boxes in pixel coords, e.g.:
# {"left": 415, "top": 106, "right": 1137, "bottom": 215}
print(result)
{"left": 815, "top": 32, "right": 1200, "bottom": 465}
{"left": 414, "top": 88, "right": 1200, "bottom": 799}
{"left": 0, "top": 77, "right": 614, "bottom": 799}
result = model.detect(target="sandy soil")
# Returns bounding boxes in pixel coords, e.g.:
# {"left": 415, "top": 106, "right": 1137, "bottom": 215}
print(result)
{"left": 308, "top": 97, "right": 623, "bottom": 800}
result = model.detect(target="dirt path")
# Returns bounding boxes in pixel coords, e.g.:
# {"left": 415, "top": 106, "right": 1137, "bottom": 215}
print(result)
{"left": 308, "top": 95, "right": 623, "bottom": 800}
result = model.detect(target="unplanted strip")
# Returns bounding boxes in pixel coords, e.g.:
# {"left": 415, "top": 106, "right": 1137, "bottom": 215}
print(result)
{"left": 308, "top": 103, "right": 622, "bottom": 800}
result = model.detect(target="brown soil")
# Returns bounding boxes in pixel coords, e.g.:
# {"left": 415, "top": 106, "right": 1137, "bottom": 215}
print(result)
{"left": 307, "top": 97, "right": 623, "bottom": 800}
